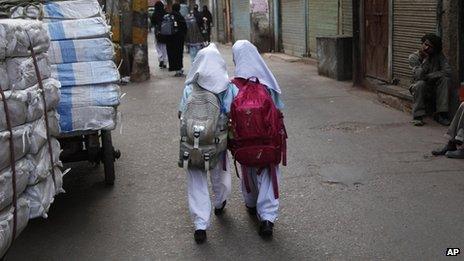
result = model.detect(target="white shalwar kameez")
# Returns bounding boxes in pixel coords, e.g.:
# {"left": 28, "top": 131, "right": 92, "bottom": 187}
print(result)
{"left": 180, "top": 44, "right": 238, "bottom": 230}
{"left": 232, "top": 40, "right": 285, "bottom": 223}
{"left": 155, "top": 41, "right": 168, "bottom": 65}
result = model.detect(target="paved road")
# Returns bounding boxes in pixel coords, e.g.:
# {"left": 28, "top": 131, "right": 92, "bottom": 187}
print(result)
{"left": 7, "top": 35, "right": 464, "bottom": 260}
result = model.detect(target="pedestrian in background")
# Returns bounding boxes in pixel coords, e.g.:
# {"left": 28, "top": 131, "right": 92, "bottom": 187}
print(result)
{"left": 185, "top": 11, "right": 204, "bottom": 64}
{"left": 201, "top": 5, "right": 212, "bottom": 43}
{"left": 192, "top": 4, "right": 203, "bottom": 30}
{"left": 230, "top": 40, "right": 286, "bottom": 238}
{"left": 178, "top": 44, "right": 238, "bottom": 244}
{"left": 152, "top": 1, "right": 168, "bottom": 68}
{"left": 166, "top": 3, "right": 187, "bottom": 76}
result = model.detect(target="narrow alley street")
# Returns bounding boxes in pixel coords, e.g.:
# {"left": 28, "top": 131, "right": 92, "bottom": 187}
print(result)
{"left": 7, "top": 35, "right": 464, "bottom": 260}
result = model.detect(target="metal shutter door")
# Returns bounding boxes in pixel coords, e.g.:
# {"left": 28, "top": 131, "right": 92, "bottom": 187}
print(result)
{"left": 281, "top": 0, "right": 306, "bottom": 56}
{"left": 308, "top": 0, "right": 339, "bottom": 54}
{"left": 232, "top": 0, "right": 251, "bottom": 41}
{"left": 216, "top": 0, "right": 225, "bottom": 42}
{"left": 392, "top": 0, "right": 437, "bottom": 86}
{"left": 341, "top": 0, "right": 353, "bottom": 36}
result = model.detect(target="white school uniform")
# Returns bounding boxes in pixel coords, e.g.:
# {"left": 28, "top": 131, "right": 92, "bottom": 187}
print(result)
{"left": 180, "top": 44, "right": 238, "bottom": 230}
{"left": 232, "top": 40, "right": 285, "bottom": 223}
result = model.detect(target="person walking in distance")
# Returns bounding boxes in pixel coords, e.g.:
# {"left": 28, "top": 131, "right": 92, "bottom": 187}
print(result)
{"left": 165, "top": 3, "right": 187, "bottom": 77}
{"left": 201, "top": 5, "right": 212, "bottom": 43}
{"left": 151, "top": 1, "right": 168, "bottom": 68}
{"left": 185, "top": 10, "right": 205, "bottom": 64}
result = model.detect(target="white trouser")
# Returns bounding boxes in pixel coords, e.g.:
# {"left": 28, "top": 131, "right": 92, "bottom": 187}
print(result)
{"left": 155, "top": 41, "right": 168, "bottom": 63}
{"left": 240, "top": 166, "right": 280, "bottom": 223}
{"left": 187, "top": 153, "right": 231, "bottom": 230}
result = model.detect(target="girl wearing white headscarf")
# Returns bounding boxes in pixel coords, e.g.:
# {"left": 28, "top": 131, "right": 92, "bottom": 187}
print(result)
{"left": 178, "top": 43, "right": 238, "bottom": 244}
{"left": 232, "top": 40, "right": 284, "bottom": 238}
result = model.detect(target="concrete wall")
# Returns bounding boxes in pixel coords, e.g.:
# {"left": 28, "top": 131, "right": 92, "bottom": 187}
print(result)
{"left": 441, "top": 0, "right": 460, "bottom": 114}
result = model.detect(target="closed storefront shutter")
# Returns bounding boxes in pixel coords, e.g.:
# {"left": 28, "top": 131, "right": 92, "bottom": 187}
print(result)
{"left": 308, "top": 0, "right": 339, "bottom": 54}
{"left": 215, "top": 0, "right": 225, "bottom": 42}
{"left": 341, "top": 0, "right": 353, "bottom": 36}
{"left": 392, "top": 0, "right": 437, "bottom": 86}
{"left": 281, "top": 0, "right": 306, "bottom": 56}
{"left": 232, "top": 0, "right": 251, "bottom": 41}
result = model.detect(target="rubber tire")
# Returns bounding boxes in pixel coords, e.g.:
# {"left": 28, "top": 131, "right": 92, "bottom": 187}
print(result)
{"left": 101, "top": 130, "right": 115, "bottom": 185}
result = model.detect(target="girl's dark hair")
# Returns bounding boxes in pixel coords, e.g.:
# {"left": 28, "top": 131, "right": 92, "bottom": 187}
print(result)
{"left": 421, "top": 33, "right": 442, "bottom": 53}
{"left": 172, "top": 3, "right": 180, "bottom": 12}
{"left": 154, "top": 1, "right": 164, "bottom": 11}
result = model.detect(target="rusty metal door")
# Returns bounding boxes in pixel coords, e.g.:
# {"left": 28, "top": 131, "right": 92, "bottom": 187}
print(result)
{"left": 364, "top": 0, "right": 389, "bottom": 80}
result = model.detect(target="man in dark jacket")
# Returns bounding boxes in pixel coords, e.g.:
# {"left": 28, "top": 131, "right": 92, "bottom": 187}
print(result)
{"left": 409, "top": 34, "right": 452, "bottom": 126}
{"left": 166, "top": 3, "right": 187, "bottom": 76}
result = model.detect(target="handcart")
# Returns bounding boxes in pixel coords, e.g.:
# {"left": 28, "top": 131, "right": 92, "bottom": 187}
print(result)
{"left": 58, "top": 130, "right": 121, "bottom": 185}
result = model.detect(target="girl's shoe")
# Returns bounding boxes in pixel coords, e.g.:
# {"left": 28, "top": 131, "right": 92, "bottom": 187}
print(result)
{"left": 194, "top": 230, "right": 207, "bottom": 244}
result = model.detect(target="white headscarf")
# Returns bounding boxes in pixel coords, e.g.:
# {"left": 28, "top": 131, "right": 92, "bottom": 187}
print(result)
{"left": 232, "top": 40, "right": 281, "bottom": 94}
{"left": 185, "top": 43, "right": 229, "bottom": 94}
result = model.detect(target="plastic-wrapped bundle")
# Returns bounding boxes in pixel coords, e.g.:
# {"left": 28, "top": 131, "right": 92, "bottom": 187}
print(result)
{"left": 51, "top": 60, "right": 120, "bottom": 87}
{"left": 0, "top": 196, "right": 30, "bottom": 257}
{"left": 0, "top": 111, "right": 60, "bottom": 170}
{"left": 60, "top": 84, "right": 120, "bottom": 108}
{"left": 0, "top": 159, "right": 34, "bottom": 210}
{"left": 0, "top": 90, "right": 28, "bottom": 132}
{"left": 0, "top": 122, "right": 34, "bottom": 171}
{"left": 58, "top": 106, "right": 116, "bottom": 133}
{"left": 4, "top": 53, "right": 51, "bottom": 90}
{"left": 10, "top": 0, "right": 103, "bottom": 21}
{"left": 28, "top": 111, "right": 61, "bottom": 155}
{"left": 21, "top": 78, "right": 61, "bottom": 123}
{"left": 0, "top": 62, "right": 8, "bottom": 90}
{"left": 0, "top": 19, "right": 50, "bottom": 60}
{"left": 46, "top": 17, "right": 110, "bottom": 41}
{"left": 48, "top": 38, "right": 115, "bottom": 64}
{"left": 0, "top": 78, "right": 61, "bottom": 132}
{"left": 27, "top": 138, "right": 61, "bottom": 185}
{"left": 24, "top": 169, "right": 64, "bottom": 219}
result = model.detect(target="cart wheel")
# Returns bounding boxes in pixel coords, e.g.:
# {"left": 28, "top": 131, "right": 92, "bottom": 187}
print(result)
{"left": 101, "top": 130, "right": 115, "bottom": 185}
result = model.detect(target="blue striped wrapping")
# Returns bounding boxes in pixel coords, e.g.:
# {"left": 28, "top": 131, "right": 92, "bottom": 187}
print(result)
{"left": 58, "top": 105, "right": 116, "bottom": 133}
{"left": 59, "top": 84, "right": 120, "bottom": 108}
{"left": 57, "top": 84, "right": 120, "bottom": 133}
{"left": 51, "top": 60, "right": 120, "bottom": 87}
{"left": 49, "top": 38, "right": 115, "bottom": 64}
{"left": 46, "top": 17, "right": 109, "bottom": 41}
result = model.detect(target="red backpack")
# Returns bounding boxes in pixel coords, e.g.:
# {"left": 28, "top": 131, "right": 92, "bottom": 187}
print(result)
{"left": 229, "top": 77, "right": 287, "bottom": 199}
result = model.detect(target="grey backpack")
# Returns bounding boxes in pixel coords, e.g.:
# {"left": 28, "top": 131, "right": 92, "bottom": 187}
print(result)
{"left": 160, "top": 14, "right": 175, "bottom": 36}
{"left": 179, "top": 84, "right": 228, "bottom": 171}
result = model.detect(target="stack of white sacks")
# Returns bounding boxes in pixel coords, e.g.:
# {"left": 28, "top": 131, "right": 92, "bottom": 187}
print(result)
{"left": 0, "top": 19, "right": 64, "bottom": 257}
{"left": 13, "top": 0, "right": 121, "bottom": 133}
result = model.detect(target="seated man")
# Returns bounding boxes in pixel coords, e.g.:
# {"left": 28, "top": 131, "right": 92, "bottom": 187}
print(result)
{"left": 432, "top": 102, "right": 464, "bottom": 158}
{"left": 409, "top": 34, "right": 452, "bottom": 126}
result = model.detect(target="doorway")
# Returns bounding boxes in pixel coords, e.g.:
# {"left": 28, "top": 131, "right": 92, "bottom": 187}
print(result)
{"left": 364, "top": 0, "right": 389, "bottom": 81}
{"left": 460, "top": 1, "right": 464, "bottom": 82}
